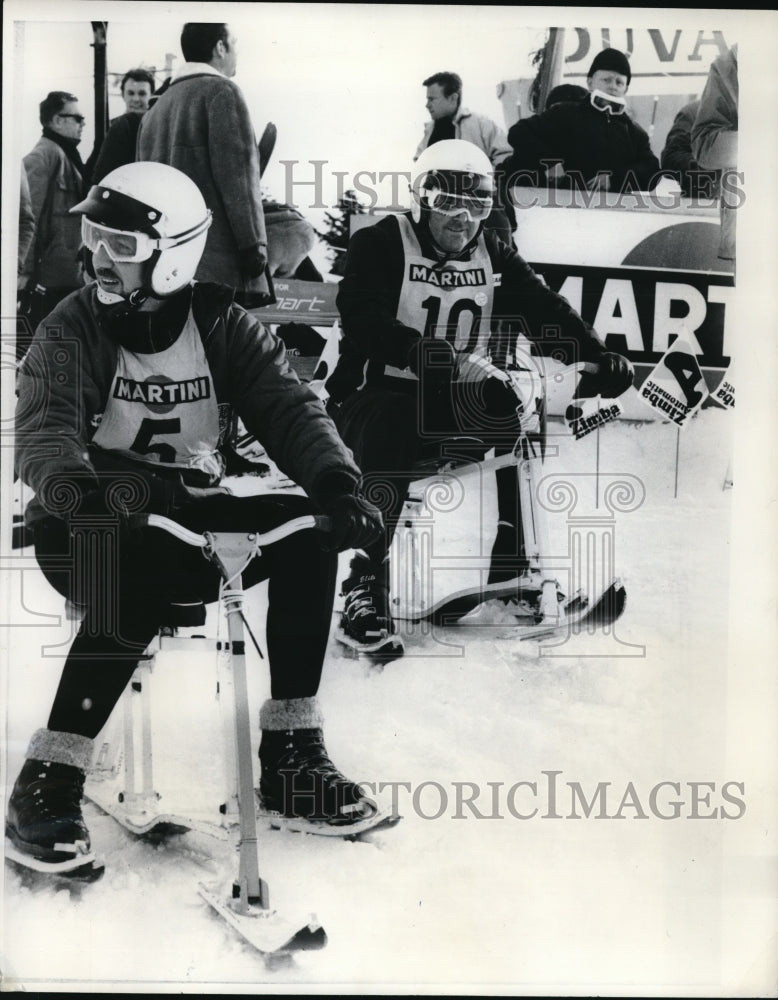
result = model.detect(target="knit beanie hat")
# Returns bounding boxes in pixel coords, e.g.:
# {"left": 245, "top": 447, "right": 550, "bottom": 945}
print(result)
{"left": 587, "top": 48, "right": 631, "bottom": 84}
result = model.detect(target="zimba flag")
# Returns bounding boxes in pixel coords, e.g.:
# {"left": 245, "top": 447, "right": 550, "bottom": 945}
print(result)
{"left": 713, "top": 377, "right": 735, "bottom": 409}
{"left": 565, "top": 397, "right": 624, "bottom": 440}
{"left": 639, "top": 337, "right": 709, "bottom": 426}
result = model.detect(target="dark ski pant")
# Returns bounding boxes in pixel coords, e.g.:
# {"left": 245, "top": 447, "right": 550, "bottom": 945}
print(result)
{"left": 33, "top": 494, "right": 337, "bottom": 740}
{"left": 333, "top": 379, "right": 525, "bottom": 576}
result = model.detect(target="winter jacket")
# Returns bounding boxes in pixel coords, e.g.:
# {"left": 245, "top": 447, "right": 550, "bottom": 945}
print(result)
{"left": 661, "top": 101, "right": 700, "bottom": 179}
{"left": 692, "top": 46, "right": 738, "bottom": 260}
{"left": 660, "top": 101, "right": 720, "bottom": 200}
{"left": 22, "top": 135, "right": 84, "bottom": 288}
{"left": 137, "top": 66, "right": 269, "bottom": 294}
{"left": 18, "top": 167, "right": 36, "bottom": 276}
{"left": 90, "top": 111, "right": 144, "bottom": 184}
{"left": 16, "top": 282, "right": 361, "bottom": 525}
{"left": 506, "top": 96, "right": 660, "bottom": 192}
{"left": 415, "top": 107, "right": 512, "bottom": 166}
{"left": 325, "top": 213, "right": 608, "bottom": 403}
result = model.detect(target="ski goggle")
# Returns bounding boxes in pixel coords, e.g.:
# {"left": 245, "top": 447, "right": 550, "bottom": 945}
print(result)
{"left": 590, "top": 90, "right": 627, "bottom": 115}
{"left": 426, "top": 189, "right": 493, "bottom": 221}
{"left": 81, "top": 214, "right": 212, "bottom": 262}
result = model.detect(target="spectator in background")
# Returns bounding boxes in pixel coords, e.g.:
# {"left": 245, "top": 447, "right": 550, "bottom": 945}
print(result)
{"left": 661, "top": 100, "right": 718, "bottom": 199}
{"left": 119, "top": 68, "right": 155, "bottom": 115}
{"left": 543, "top": 84, "right": 588, "bottom": 109}
{"left": 416, "top": 72, "right": 513, "bottom": 165}
{"left": 18, "top": 167, "right": 36, "bottom": 289}
{"left": 18, "top": 91, "right": 86, "bottom": 359}
{"left": 88, "top": 69, "right": 156, "bottom": 184}
{"left": 691, "top": 44, "right": 738, "bottom": 262}
{"left": 504, "top": 84, "right": 586, "bottom": 204}
{"left": 138, "top": 22, "right": 271, "bottom": 305}
{"left": 506, "top": 49, "right": 660, "bottom": 193}
{"left": 148, "top": 76, "right": 171, "bottom": 109}
{"left": 416, "top": 71, "right": 515, "bottom": 244}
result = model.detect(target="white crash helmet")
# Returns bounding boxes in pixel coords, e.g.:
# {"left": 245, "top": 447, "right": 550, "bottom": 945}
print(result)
{"left": 71, "top": 162, "right": 212, "bottom": 297}
{"left": 410, "top": 139, "right": 495, "bottom": 224}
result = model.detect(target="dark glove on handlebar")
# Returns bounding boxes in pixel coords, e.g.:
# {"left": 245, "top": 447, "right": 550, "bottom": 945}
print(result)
{"left": 39, "top": 468, "right": 187, "bottom": 528}
{"left": 585, "top": 352, "right": 635, "bottom": 399}
{"left": 76, "top": 473, "right": 183, "bottom": 523}
{"left": 406, "top": 338, "right": 457, "bottom": 388}
{"left": 320, "top": 492, "right": 385, "bottom": 553}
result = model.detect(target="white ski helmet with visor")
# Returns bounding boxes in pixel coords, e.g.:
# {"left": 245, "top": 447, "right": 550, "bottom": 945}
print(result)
{"left": 411, "top": 139, "right": 495, "bottom": 225}
{"left": 71, "top": 161, "right": 212, "bottom": 298}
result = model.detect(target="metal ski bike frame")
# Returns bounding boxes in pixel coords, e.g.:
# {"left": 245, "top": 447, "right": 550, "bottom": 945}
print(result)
{"left": 93, "top": 511, "right": 331, "bottom": 959}
{"left": 390, "top": 360, "right": 624, "bottom": 637}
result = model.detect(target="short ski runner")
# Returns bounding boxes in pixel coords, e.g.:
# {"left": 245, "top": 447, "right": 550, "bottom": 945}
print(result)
{"left": 7, "top": 160, "right": 388, "bottom": 877}
{"left": 325, "top": 139, "right": 633, "bottom": 657}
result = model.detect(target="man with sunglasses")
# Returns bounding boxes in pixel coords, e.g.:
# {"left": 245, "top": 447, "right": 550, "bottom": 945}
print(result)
{"left": 506, "top": 49, "right": 660, "bottom": 193}
{"left": 325, "top": 139, "right": 633, "bottom": 658}
{"left": 19, "top": 92, "right": 88, "bottom": 359}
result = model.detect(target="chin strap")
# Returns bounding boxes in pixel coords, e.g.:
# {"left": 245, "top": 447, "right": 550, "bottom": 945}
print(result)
{"left": 428, "top": 226, "right": 484, "bottom": 270}
{"left": 95, "top": 285, "right": 153, "bottom": 320}
{"left": 95, "top": 286, "right": 125, "bottom": 306}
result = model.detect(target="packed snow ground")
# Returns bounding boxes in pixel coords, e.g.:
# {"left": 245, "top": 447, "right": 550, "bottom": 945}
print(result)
{"left": 2, "top": 405, "right": 774, "bottom": 993}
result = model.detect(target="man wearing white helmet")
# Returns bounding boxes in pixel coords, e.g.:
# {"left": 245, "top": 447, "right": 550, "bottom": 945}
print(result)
{"left": 326, "top": 139, "right": 633, "bottom": 657}
{"left": 7, "top": 162, "right": 386, "bottom": 873}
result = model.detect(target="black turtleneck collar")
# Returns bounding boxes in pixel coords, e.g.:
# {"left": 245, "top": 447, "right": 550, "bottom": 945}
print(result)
{"left": 427, "top": 115, "right": 456, "bottom": 147}
{"left": 42, "top": 126, "right": 86, "bottom": 176}
{"left": 98, "top": 285, "right": 194, "bottom": 354}
{"left": 410, "top": 214, "right": 482, "bottom": 269}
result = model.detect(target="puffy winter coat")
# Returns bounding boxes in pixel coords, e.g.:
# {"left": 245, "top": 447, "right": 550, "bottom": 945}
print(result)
{"left": 692, "top": 45, "right": 738, "bottom": 260}
{"left": 507, "top": 96, "right": 660, "bottom": 192}
{"left": 16, "top": 282, "right": 360, "bottom": 524}
{"left": 415, "top": 107, "right": 512, "bottom": 166}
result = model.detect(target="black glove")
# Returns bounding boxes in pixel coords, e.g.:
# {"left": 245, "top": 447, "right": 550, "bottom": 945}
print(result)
{"left": 585, "top": 352, "right": 634, "bottom": 399}
{"left": 406, "top": 338, "right": 457, "bottom": 388}
{"left": 239, "top": 243, "right": 268, "bottom": 280}
{"left": 39, "top": 466, "right": 190, "bottom": 528}
{"left": 276, "top": 322, "right": 327, "bottom": 357}
{"left": 79, "top": 473, "right": 184, "bottom": 524}
{"left": 320, "top": 492, "right": 385, "bottom": 553}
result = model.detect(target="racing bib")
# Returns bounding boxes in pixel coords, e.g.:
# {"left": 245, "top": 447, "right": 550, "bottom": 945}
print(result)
{"left": 92, "top": 310, "right": 225, "bottom": 482}
{"left": 391, "top": 214, "right": 495, "bottom": 375}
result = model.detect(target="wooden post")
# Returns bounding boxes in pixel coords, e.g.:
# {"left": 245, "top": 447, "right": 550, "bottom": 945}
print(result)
{"left": 91, "top": 22, "right": 109, "bottom": 150}
{"left": 537, "top": 27, "right": 566, "bottom": 113}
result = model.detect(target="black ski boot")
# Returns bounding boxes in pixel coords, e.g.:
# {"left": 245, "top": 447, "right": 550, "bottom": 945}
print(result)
{"left": 5, "top": 729, "right": 101, "bottom": 877}
{"left": 337, "top": 557, "right": 403, "bottom": 658}
{"left": 257, "top": 697, "right": 381, "bottom": 834}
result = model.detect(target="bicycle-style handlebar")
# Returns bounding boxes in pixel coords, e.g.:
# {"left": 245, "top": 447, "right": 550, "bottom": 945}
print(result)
{"left": 132, "top": 513, "right": 332, "bottom": 548}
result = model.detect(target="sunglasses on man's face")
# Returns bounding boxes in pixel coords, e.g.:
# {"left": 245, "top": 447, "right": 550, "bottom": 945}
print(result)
{"left": 59, "top": 113, "right": 86, "bottom": 124}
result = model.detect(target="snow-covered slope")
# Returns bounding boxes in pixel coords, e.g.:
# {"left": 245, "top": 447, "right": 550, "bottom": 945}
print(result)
{"left": 3, "top": 406, "right": 772, "bottom": 993}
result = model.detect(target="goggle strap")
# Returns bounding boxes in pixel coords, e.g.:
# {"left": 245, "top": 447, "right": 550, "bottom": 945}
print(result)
{"left": 83, "top": 212, "right": 211, "bottom": 254}
{"left": 167, "top": 211, "right": 212, "bottom": 248}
